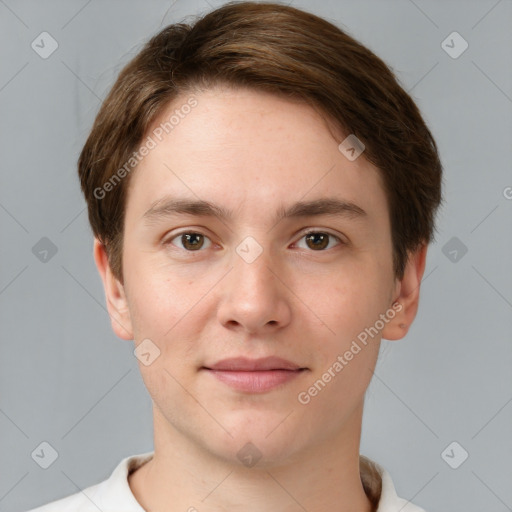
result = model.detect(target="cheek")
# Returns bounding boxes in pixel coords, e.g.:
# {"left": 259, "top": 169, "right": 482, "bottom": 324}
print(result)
{"left": 123, "top": 252, "right": 194, "bottom": 337}
{"left": 125, "top": 275, "right": 199, "bottom": 402}
{"left": 296, "top": 270, "right": 384, "bottom": 413}
{"left": 124, "top": 260, "right": 217, "bottom": 377}
{"left": 295, "top": 261, "right": 390, "bottom": 389}
{"left": 305, "top": 263, "right": 389, "bottom": 339}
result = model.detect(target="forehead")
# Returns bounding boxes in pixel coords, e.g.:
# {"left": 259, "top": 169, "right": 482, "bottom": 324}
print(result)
{"left": 125, "top": 86, "right": 388, "bottom": 225}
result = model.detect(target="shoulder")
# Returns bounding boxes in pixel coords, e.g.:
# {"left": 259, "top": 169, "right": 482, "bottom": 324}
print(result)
{"left": 360, "top": 455, "right": 428, "bottom": 512}
{"left": 24, "top": 479, "right": 105, "bottom": 512}
{"left": 24, "top": 451, "right": 154, "bottom": 512}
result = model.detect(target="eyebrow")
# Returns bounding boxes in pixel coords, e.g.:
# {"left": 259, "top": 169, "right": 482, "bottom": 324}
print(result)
{"left": 142, "top": 197, "right": 367, "bottom": 226}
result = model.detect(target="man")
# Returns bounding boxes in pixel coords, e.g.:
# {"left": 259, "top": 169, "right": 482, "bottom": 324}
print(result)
{"left": 27, "top": 2, "right": 442, "bottom": 510}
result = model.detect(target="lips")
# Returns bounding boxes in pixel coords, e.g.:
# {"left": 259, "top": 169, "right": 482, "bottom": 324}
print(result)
{"left": 202, "top": 357, "right": 308, "bottom": 393}
{"left": 203, "top": 356, "right": 305, "bottom": 372}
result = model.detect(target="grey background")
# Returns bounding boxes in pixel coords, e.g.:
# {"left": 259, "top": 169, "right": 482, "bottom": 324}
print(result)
{"left": 1, "top": 0, "right": 511, "bottom": 511}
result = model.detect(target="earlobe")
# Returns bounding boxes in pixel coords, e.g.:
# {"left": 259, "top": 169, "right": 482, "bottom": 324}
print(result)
{"left": 381, "top": 244, "right": 428, "bottom": 341}
{"left": 93, "top": 238, "right": 134, "bottom": 340}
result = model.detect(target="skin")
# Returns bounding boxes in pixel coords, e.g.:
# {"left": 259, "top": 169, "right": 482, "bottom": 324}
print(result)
{"left": 94, "top": 85, "right": 427, "bottom": 512}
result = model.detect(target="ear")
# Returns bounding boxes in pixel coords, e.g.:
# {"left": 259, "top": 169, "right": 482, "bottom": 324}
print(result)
{"left": 381, "top": 243, "right": 428, "bottom": 341}
{"left": 93, "top": 238, "right": 133, "bottom": 340}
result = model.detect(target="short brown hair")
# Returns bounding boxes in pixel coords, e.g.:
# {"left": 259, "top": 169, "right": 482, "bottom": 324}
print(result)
{"left": 78, "top": 1, "right": 443, "bottom": 284}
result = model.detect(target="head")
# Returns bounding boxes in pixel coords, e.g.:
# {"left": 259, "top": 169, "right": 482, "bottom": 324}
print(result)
{"left": 80, "top": 2, "right": 442, "bottom": 468}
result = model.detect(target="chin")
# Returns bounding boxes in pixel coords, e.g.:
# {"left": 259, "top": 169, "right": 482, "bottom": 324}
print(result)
{"left": 205, "top": 413, "right": 308, "bottom": 469}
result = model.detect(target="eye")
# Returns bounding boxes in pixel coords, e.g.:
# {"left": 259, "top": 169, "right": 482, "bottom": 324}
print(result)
{"left": 164, "top": 229, "right": 343, "bottom": 252}
{"left": 294, "top": 230, "right": 343, "bottom": 251}
{"left": 165, "top": 231, "right": 212, "bottom": 251}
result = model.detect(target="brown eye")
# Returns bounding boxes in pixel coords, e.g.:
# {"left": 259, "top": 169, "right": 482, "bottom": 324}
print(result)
{"left": 296, "top": 231, "right": 342, "bottom": 251}
{"left": 181, "top": 233, "right": 205, "bottom": 250}
{"left": 305, "top": 232, "right": 329, "bottom": 250}
{"left": 167, "top": 232, "right": 211, "bottom": 251}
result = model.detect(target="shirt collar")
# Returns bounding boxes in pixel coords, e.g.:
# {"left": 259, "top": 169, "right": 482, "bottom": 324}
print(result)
{"left": 96, "top": 451, "right": 424, "bottom": 512}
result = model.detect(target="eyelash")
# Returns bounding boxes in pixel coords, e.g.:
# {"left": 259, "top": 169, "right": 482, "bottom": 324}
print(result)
{"left": 163, "top": 229, "right": 345, "bottom": 253}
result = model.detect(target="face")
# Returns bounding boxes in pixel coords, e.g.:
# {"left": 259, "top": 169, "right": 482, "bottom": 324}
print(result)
{"left": 96, "top": 86, "right": 422, "bottom": 467}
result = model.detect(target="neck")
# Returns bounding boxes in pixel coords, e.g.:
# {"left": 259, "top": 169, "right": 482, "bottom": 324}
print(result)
{"left": 129, "top": 403, "right": 374, "bottom": 512}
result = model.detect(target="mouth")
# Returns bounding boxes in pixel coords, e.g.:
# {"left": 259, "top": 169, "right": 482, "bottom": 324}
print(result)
{"left": 203, "top": 356, "right": 307, "bottom": 372}
{"left": 201, "top": 356, "right": 308, "bottom": 393}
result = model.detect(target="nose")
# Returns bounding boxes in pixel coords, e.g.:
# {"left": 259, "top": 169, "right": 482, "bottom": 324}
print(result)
{"left": 216, "top": 246, "right": 292, "bottom": 335}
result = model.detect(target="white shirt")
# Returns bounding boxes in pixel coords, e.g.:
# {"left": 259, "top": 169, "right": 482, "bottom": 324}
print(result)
{"left": 26, "top": 451, "right": 427, "bottom": 512}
